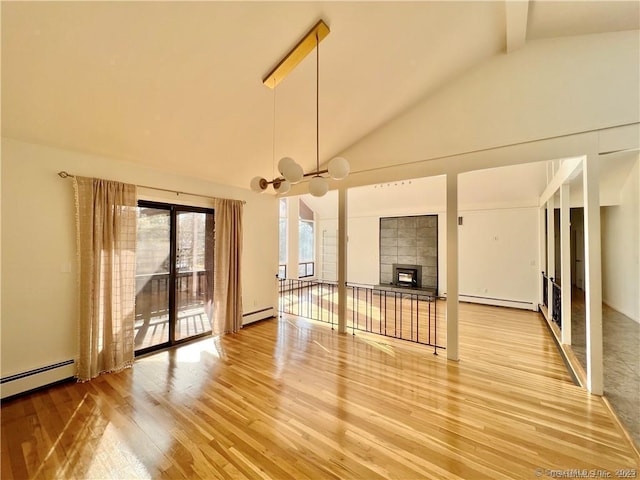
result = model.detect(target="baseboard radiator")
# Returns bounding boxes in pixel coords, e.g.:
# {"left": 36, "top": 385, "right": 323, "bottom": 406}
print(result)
{"left": 1, "top": 360, "right": 75, "bottom": 400}
{"left": 442, "top": 293, "right": 537, "bottom": 311}
{"left": 242, "top": 307, "right": 276, "bottom": 326}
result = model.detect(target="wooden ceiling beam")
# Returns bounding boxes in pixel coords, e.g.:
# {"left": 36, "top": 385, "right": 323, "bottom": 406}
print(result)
{"left": 262, "top": 20, "right": 330, "bottom": 89}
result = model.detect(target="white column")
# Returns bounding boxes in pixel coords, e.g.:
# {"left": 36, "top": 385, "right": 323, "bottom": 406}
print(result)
{"left": 446, "top": 173, "right": 459, "bottom": 361}
{"left": 337, "top": 187, "right": 348, "bottom": 334}
{"left": 546, "top": 196, "right": 555, "bottom": 317}
{"left": 583, "top": 155, "right": 603, "bottom": 395}
{"left": 538, "top": 206, "right": 546, "bottom": 308}
{"left": 560, "top": 183, "right": 572, "bottom": 345}
{"left": 287, "top": 198, "right": 299, "bottom": 279}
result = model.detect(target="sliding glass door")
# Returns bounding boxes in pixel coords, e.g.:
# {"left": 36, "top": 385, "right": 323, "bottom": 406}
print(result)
{"left": 175, "top": 211, "right": 215, "bottom": 341}
{"left": 135, "top": 206, "right": 171, "bottom": 351}
{"left": 134, "top": 202, "right": 215, "bottom": 355}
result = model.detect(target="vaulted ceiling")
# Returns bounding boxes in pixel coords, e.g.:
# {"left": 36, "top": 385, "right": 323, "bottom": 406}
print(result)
{"left": 2, "top": 1, "right": 638, "bottom": 190}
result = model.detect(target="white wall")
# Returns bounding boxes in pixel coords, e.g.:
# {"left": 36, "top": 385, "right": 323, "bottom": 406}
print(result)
{"left": 601, "top": 155, "right": 640, "bottom": 323}
{"left": 1, "top": 138, "right": 278, "bottom": 396}
{"left": 346, "top": 217, "right": 378, "bottom": 286}
{"left": 457, "top": 208, "right": 539, "bottom": 309}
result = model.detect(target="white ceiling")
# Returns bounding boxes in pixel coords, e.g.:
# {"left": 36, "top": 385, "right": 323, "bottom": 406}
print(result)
{"left": 2, "top": 1, "right": 638, "bottom": 190}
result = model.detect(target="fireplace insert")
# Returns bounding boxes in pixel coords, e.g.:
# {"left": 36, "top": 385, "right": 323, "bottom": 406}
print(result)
{"left": 392, "top": 264, "right": 422, "bottom": 288}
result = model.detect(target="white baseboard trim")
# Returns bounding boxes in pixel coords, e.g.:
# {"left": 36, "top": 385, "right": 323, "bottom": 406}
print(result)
{"left": 442, "top": 293, "right": 537, "bottom": 311}
{"left": 1, "top": 360, "right": 75, "bottom": 399}
{"left": 242, "top": 307, "right": 275, "bottom": 326}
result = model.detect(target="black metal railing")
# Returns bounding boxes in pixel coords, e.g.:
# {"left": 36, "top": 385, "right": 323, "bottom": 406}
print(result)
{"left": 542, "top": 271, "right": 562, "bottom": 328}
{"left": 551, "top": 279, "right": 562, "bottom": 328}
{"left": 278, "top": 278, "right": 337, "bottom": 328}
{"left": 278, "top": 278, "right": 444, "bottom": 353}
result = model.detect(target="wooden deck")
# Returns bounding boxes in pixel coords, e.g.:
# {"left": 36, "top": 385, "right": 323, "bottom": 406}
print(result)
{"left": 2, "top": 302, "right": 638, "bottom": 479}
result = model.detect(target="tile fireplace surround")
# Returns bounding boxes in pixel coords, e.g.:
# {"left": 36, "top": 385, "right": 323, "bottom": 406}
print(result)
{"left": 379, "top": 215, "right": 438, "bottom": 293}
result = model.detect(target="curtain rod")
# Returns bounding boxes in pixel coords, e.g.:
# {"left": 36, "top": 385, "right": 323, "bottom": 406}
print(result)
{"left": 57, "top": 171, "right": 246, "bottom": 204}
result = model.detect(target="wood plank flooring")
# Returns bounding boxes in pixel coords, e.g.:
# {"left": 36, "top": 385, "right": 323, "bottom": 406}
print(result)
{"left": 2, "top": 303, "right": 638, "bottom": 479}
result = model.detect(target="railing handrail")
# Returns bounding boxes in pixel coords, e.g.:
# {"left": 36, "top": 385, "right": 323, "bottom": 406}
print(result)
{"left": 542, "top": 271, "right": 561, "bottom": 289}
{"left": 136, "top": 272, "right": 170, "bottom": 278}
{"left": 348, "top": 282, "right": 436, "bottom": 299}
{"left": 136, "top": 270, "right": 208, "bottom": 278}
{"left": 279, "top": 278, "right": 436, "bottom": 299}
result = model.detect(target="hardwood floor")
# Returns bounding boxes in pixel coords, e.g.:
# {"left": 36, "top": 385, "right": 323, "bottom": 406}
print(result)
{"left": 2, "top": 303, "right": 638, "bottom": 479}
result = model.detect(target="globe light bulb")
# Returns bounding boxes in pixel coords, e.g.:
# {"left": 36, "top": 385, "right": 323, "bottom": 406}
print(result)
{"left": 250, "top": 176, "right": 267, "bottom": 193}
{"left": 274, "top": 179, "right": 291, "bottom": 194}
{"left": 328, "top": 157, "right": 350, "bottom": 180}
{"left": 282, "top": 162, "right": 304, "bottom": 184}
{"left": 278, "top": 157, "right": 295, "bottom": 176}
{"left": 309, "top": 175, "right": 329, "bottom": 197}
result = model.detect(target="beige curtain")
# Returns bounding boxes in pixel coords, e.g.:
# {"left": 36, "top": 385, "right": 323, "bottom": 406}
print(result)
{"left": 74, "top": 177, "right": 137, "bottom": 381}
{"left": 213, "top": 199, "right": 244, "bottom": 334}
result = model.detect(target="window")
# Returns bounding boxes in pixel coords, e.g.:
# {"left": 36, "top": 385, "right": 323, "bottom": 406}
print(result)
{"left": 279, "top": 199, "right": 287, "bottom": 278}
{"left": 298, "top": 199, "right": 315, "bottom": 278}
{"left": 134, "top": 201, "right": 215, "bottom": 355}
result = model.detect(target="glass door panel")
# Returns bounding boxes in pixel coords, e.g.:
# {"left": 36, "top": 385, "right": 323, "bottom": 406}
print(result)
{"left": 175, "top": 211, "right": 214, "bottom": 341}
{"left": 134, "top": 207, "right": 171, "bottom": 350}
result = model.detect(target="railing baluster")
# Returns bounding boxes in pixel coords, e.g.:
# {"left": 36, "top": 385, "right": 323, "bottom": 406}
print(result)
{"left": 428, "top": 296, "right": 431, "bottom": 346}
{"left": 410, "top": 293, "right": 414, "bottom": 342}
{"left": 383, "top": 291, "right": 386, "bottom": 335}
{"left": 400, "top": 294, "right": 403, "bottom": 339}
{"left": 354, "top": 286, "right": 358, "bottom": 335}
{"left": 416, "top": 294, "right": 419, "bottom": 343}
{"left": 368, "top": 289, "right": 372, "bottom": 332}
{"left": 313, "top": 282, "right": 317, "bottom": 321}
{"left": 289, "top": 279, "right": 293, "bottom": 314}
{"left": 330, "top": 282, "right": 334, "bottom": 330}
{"left": 395, "top": 292, "right": 398, "bottom": 338}
{"left": 433, "top": 295, "right": 437, "bottom": 355}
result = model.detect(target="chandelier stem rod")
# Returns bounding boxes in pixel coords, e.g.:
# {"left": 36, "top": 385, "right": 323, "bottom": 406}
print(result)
{"left": 305, "top": 169, "right": 327, "bottom": 178}
{"left": 316, "top": 31, "right": 320, "bottom": 176}
{"left": 267, "top": 169, "right": 329, "bottom": 185}
{"left": 272, "top": 87, "right": 276, "bottom": 180}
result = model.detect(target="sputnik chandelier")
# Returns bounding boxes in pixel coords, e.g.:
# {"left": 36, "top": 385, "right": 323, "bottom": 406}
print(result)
{"left": 250, "top": 20, "right": 350, "bottom": 197}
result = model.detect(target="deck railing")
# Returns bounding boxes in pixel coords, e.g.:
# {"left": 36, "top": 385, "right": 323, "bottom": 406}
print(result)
{"left": 135, "top": 270, "right": 211, "bottom": 318}
{"left": 278, "top": 278, "right": 444, "bottom": 353}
